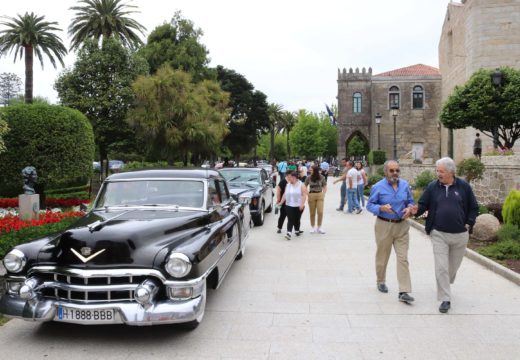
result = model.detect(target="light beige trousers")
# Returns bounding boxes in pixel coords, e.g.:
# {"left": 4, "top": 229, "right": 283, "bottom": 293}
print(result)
{"left": 307, "top": 192, "right": 324, "bottom": 227}
{"left": 431, "top": 229, "right": 468, "bottom": 301}
{"left": 374, "top": 218, "right": 412, "bottom": 293}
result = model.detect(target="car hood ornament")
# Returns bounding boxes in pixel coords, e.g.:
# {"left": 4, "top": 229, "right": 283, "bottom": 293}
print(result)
{"left": 71, "top": 248, "right": 106, "bottom": 263}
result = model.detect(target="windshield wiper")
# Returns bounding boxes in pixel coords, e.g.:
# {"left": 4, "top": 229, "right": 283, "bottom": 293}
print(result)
{"left": 228, "top": 176, "right": 241, "bottom": 182}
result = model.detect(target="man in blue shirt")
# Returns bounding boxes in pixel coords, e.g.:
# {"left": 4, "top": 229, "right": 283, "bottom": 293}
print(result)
{"left": 320, "top": 160, "right": 330, "bottom": 181}
{"left": 367, "top": 160, "right": 415, "bottom": 304}
{"left": 277, "top": 160, "right": 287, "bottom": 180}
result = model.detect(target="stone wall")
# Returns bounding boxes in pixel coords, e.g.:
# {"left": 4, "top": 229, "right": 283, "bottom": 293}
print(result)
{"left": 438, "top": 0, "right": 520, "bottom": 162}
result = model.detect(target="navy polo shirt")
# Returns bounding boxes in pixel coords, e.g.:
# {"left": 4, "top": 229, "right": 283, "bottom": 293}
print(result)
{"left": 432, "top": 179, "right": 467, "bottom": 234}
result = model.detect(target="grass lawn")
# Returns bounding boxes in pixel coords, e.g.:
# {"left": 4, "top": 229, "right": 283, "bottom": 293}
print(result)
{"left": 0, "top": 314, "right": 9, "bottom": 326}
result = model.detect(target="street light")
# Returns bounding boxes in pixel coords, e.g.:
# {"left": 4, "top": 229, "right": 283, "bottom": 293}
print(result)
{"left": 391, "top": 105, "right": 399, "bottom": 160}
{"left": 375, "top": 113, "right": 382, "bottom": 150}
{"left": 490, "top": 68, "right": 503, "bottom": 148}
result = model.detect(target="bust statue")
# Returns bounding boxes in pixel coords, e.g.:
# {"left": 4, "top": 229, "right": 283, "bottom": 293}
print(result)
{"left": 21, "top": 166, "right": 38, "bottom": 195}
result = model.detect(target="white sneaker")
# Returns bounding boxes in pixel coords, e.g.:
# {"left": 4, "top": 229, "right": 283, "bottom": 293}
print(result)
{"left": 310, "top": 227, "right": 318, "bottom": 234}
{"left": 318, "top": 227, "right": 326, "bottom": 234}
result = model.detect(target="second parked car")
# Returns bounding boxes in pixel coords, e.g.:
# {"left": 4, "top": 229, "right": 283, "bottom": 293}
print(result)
{"left": 219, "top": 167, "right": 274, "bottom": 226}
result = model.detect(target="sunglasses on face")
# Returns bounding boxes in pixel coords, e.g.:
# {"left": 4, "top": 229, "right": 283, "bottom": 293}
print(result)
{"left": 389, "top": 169, "right": 400, "bottom": 173}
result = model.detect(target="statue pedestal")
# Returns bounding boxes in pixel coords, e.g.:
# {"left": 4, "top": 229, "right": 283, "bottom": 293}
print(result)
{"left": 19, "top": 194, "right": 39, "bottom": 221}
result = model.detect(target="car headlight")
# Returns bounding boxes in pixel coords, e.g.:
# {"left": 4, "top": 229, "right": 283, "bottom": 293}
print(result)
{"left": 165, "top": 253, "right": 192, "bottom": 278}
{"left": 3, "top": 249, "right": 26, "bottom": 273}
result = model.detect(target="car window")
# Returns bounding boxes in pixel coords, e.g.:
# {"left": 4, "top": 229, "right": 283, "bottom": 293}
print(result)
{"left": 95, "top": 180, "right": 204, "bottom": 208}
{"left": 221, "top": 170, "right": 261, "bottom": 184}
{"left": 207, "top": 179, "right": 220, "bottom": 207}
{"left": 216, "top": 180, "right": 229, "bottom": 203}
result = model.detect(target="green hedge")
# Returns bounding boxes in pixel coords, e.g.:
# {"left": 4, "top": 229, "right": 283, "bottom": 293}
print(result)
{"left": 414, "top": 170, "right": 436, "bottom": 189}
{"left": 478, "top": 224, "right": 520, "bottom": 260}
{"left": 46, "top": 185, "right": 88, "bottom": 195}
{"left": 0, "top": 104, "right": 95, "bottom": 197}
{"left": 368, "top": 150, "right": 386, "bottom": 165}
{"left": 0, "top": 217, "right": 78, "bottom": 259}
{"left": 503, "top": 190, "right": 520, "bottom": 227}
{"left": 48, "top": 191, "right": 89, "bottom": 200}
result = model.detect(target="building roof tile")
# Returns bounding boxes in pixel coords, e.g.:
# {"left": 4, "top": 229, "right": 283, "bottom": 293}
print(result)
{"left": 374, "top": 64, "right": 441, "bottom": 77}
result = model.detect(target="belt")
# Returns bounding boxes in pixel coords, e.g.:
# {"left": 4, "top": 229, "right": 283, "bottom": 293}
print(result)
{"left": 309, "top": 191, "right": 322, "bottom": 193}
{"left": 377, "top": 216, "right": 404, "bottom": 223}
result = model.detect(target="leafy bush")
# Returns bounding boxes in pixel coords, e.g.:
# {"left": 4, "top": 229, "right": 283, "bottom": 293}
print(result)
{"left": 48, "top": 191, "right": 89, "bottom": 200}
{"left": 367, "top": 174, "right": 383, "bottom": 187}
{"left": 502, "top": 189, "right": 520, "bottom": 227}
{"left": 478, "top": 205, "right": 489, "bottom": 215}
{"left": 478, "top": 239, "right": 520, "bottom": 260}
{"left": 368, "top": 150, "right": 386, "bottom": 165}
{"left": 46, "top": 185, "right": 88, "bottom": 195}
{"left": 415, "top": 170, "right": 436, "bottom": 189}
{"left": 457, "top": 158, "right": 485, "bottom": 182}
{"left": 497, "top": 224, "right": 520, "bottom": 243}
{"left": 124, "top": 161, "right": 170, "bottom": 171}
{"left": 0, "top": 104, "right": 95, "bottom": 197}
{"left": 0, "top": 216, "right": 80, "bottom": 258}
{"left": 376, "top": 166, "right": 385, "bottom": 177}
{"left": 486, "top": 203, "right": 503, "bottom": 223}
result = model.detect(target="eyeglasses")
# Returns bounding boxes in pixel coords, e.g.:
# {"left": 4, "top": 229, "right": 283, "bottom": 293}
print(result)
{"left": 389, "top": 169, "right": 400, "bottom": 173}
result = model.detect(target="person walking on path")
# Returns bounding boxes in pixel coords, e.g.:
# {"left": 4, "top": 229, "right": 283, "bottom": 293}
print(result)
{"left": 473, "top": 133, "right": 482, "bottom": 160}
{"left": 346, "top": 160, "right": 362, "bottom": 214}
{"left": 356, "top": 161, "right": 368, "bottom": 208}
{"left": 305, "top": 165, "right": 327, "bottom": 234}
{"left": 278, "top": 170, "right": 307, "bottom": 240}
{"left": 412, "top": 157, "right": 479, "bottom": 314}
{"left": 366, "top": 160, "right": 416, "bottom": 304}
{"left": 277, "top": 160, "right": 287, "bottom": 180}
{"left": 320, "top": 159, "right": 330, "bottom": 181}
{"left": 333, "top": 158, "right": 348, "bottom": 211}
{"left": 275, "top": 173, "right": 288, "bottom": 234}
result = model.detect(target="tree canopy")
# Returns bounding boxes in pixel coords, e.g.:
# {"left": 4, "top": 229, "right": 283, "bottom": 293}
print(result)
{"left": 0, "top": 12, "right": 66, "bottom": 103}
{"left": 55, "top": 37, "right": 148, "bottom": 168}
{"left": 128, "top": 65, "right": 229, "bottom": 165}
{"left": 0, "top": 72, "right": 22, "bottom": 106}
{"left": 68, "top": 0, "right": 146, "bottom": 51}
{"left": 289, "top": 110, "right": 337, "bottom": 159}
{"left": 139, "top": 11, "right": 212, "bottom": 81}
{"left": 440, "top": 67, "right": 520, "bottom": 148}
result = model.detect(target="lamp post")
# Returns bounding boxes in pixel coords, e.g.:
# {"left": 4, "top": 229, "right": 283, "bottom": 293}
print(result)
{"left": 491, "top": 68, "right": 503, "bottom": 149}
{"left": 391, "top": 105, "right": 399, "bottom": 160}
{"left": 375, "top": 113, "right": 382, "bottom": 150}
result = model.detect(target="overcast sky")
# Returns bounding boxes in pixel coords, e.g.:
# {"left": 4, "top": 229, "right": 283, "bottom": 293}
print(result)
{"left": 1, "top": 0, "right": 452, "bottom": 113}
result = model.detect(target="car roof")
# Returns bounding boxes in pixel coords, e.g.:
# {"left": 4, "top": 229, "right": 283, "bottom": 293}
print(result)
{"left": 219, "top": 167, "right": 261, "bottom": 172}
{"left": 106, "top": 168, "right": 222, "bottom": 181}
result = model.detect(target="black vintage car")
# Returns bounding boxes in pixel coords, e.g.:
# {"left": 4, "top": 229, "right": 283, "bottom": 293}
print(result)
{"left": 0, "top": 169, "right": 251, "bottom": 328}
{"left": 219, "top": 167, "right": 274, "bottom": 226}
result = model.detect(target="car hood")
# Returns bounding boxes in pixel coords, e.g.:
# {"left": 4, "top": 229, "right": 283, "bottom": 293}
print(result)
{"left": 228, "top": 188, "right": 254, "bottom": 197}
{"left": 37, "top": 209, "right": 210, "bottom": 269}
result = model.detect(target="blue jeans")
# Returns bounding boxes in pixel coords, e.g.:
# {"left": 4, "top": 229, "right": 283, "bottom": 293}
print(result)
{"left": 347, "top": 189, "right": 360, "bottom": 213}
{"left": 339, "top": 181, "right": 346, "bottom": 210}
{"left": 357, "top": 184, "right": 365, "bottom": 207}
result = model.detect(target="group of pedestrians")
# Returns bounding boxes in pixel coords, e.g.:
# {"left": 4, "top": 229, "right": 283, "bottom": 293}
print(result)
{"left": 273, "top": 156, "right": 478, "bottom": 314}
{"left": 333, "top": 158, "right": 367, "bottom": 213}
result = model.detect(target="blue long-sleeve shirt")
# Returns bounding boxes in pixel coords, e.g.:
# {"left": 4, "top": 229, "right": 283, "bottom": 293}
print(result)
{"left": 367, "top": 178, "right": 415, "bottom": 220}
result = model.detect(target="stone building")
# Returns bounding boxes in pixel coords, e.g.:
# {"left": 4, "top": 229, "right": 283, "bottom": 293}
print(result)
{"left": 439, "top": 0, "right": 520, "bottom": 162}
{"left": 337, "top": 64, "right": 442, "bottom": 162}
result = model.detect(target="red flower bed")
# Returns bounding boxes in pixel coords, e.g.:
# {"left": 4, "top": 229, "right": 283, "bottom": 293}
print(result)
{"left": 0, "top": 198, "right": 89, "bottom": 208}
{"left": 0, "top": 211, "right": 84, "bottom": 235}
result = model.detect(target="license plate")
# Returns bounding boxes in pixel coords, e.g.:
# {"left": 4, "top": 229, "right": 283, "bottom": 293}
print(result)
{"left": 56, "top": 306, "right": 115, "bottom": 323}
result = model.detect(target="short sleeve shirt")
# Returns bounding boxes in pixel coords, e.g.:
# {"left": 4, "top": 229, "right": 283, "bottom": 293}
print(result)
{"left": 305, "top": 175, "right": 327, "bottom": 193}
{"left": 347, "top": 168, "right": 359, "bottom": 188}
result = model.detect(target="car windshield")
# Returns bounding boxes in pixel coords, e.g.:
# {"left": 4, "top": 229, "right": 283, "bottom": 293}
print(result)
{"left": 221, "top": 170, "right": 261, "bottom": 185}
{"left": 95, "top": 180, "right": 205, "bottom": 208}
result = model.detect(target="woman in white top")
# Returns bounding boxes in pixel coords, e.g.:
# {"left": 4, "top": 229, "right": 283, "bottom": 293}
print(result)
{"left": 355, "top": 161, "right": 368, "bottom": 208}
{"left": 278, "top": 170, "right": 308, "bottom": 240}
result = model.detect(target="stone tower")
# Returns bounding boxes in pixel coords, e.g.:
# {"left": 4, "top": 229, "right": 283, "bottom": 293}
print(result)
{"left": 337, "top": 67, "right": 373, "bottom": 158}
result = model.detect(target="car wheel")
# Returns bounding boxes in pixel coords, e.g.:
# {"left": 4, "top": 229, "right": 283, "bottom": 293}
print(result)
{"left": 252, "top": 201, "right": 265, "bottom": 226}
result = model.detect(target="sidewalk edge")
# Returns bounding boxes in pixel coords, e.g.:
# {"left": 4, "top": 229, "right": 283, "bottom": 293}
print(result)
{"left": 408, "top": 219, "right": 520, "bottom": 286}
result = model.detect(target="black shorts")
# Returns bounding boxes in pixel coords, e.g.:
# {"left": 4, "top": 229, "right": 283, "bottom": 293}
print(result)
{"left": 473, "top": 148, "right": 482, "bottom": 156}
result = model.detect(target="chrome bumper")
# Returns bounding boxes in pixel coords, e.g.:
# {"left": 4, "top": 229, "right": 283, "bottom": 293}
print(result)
{"left": 0, "top": 291, "right": 205, "bottom": 326}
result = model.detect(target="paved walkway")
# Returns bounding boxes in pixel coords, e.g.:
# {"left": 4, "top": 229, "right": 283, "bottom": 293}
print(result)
{"left": 1, "top": 178, "right": 519, "bottom": 359}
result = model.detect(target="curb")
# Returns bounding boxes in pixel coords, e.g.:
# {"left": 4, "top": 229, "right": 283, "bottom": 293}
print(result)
{"left": 408, "top": 219, "right": 520, "bottom": 286}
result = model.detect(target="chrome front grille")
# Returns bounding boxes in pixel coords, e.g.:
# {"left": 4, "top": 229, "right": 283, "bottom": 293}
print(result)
{"left": 35, "top": 272, "right": 150, "bottom": 303}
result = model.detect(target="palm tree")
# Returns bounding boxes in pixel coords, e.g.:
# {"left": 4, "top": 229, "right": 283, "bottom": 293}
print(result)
{"left": 0, "top": 13, "right": 66, "bottom": 104}
{"left": 267, "top": 103, "right": 284, "bottom": 162}
{"left": 68, "top": 0, "right": 146, "bottom": 51}
{"left": 281, "top": 111, "right": 297, "bottom": 158}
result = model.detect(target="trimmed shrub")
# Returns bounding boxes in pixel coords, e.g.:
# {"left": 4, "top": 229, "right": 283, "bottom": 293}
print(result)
{"left": 457, "top": 158, "right": 485, "bottom": 182}
{"left": 368, "top": 150, "right": 386, "bottom": 165}
{"left": 376, "top": 165, "right": 385, "bottom": 177}
{"left": 502, "top": 189, "right": 520, "bottom": 227}
{"left": 0, "top": 104, "right": 95, "bottom": 197}
{"left": 497, "top": 223, "right": 520, "bottom": 243}
{"left": 415, "top": 170, "right": 436, "bottom": 189}
{"left": 367, "top": 174, "right": 383, "bottom": 187}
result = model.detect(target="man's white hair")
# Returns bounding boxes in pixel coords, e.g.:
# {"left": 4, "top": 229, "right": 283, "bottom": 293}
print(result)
{"left": 436, "top": 157, "right": 456, "bottom": 174}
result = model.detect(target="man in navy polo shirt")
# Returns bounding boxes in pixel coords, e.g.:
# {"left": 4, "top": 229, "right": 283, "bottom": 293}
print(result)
{"left": 367, "top": 160, "right": 415, "bottom": 304}
{"left": 413, "top": 157, "right": 478, "bottom": 314}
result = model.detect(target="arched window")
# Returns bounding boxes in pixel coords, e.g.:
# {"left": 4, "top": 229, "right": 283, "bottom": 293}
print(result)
{"left": 412, "top": 85, "right": 424, "bottom": 109}
{"left": 353, "top": 92, "right": 362, "bottom": 113}
{"left": 389, "top": 86, "right": 400, "bottom": 109}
